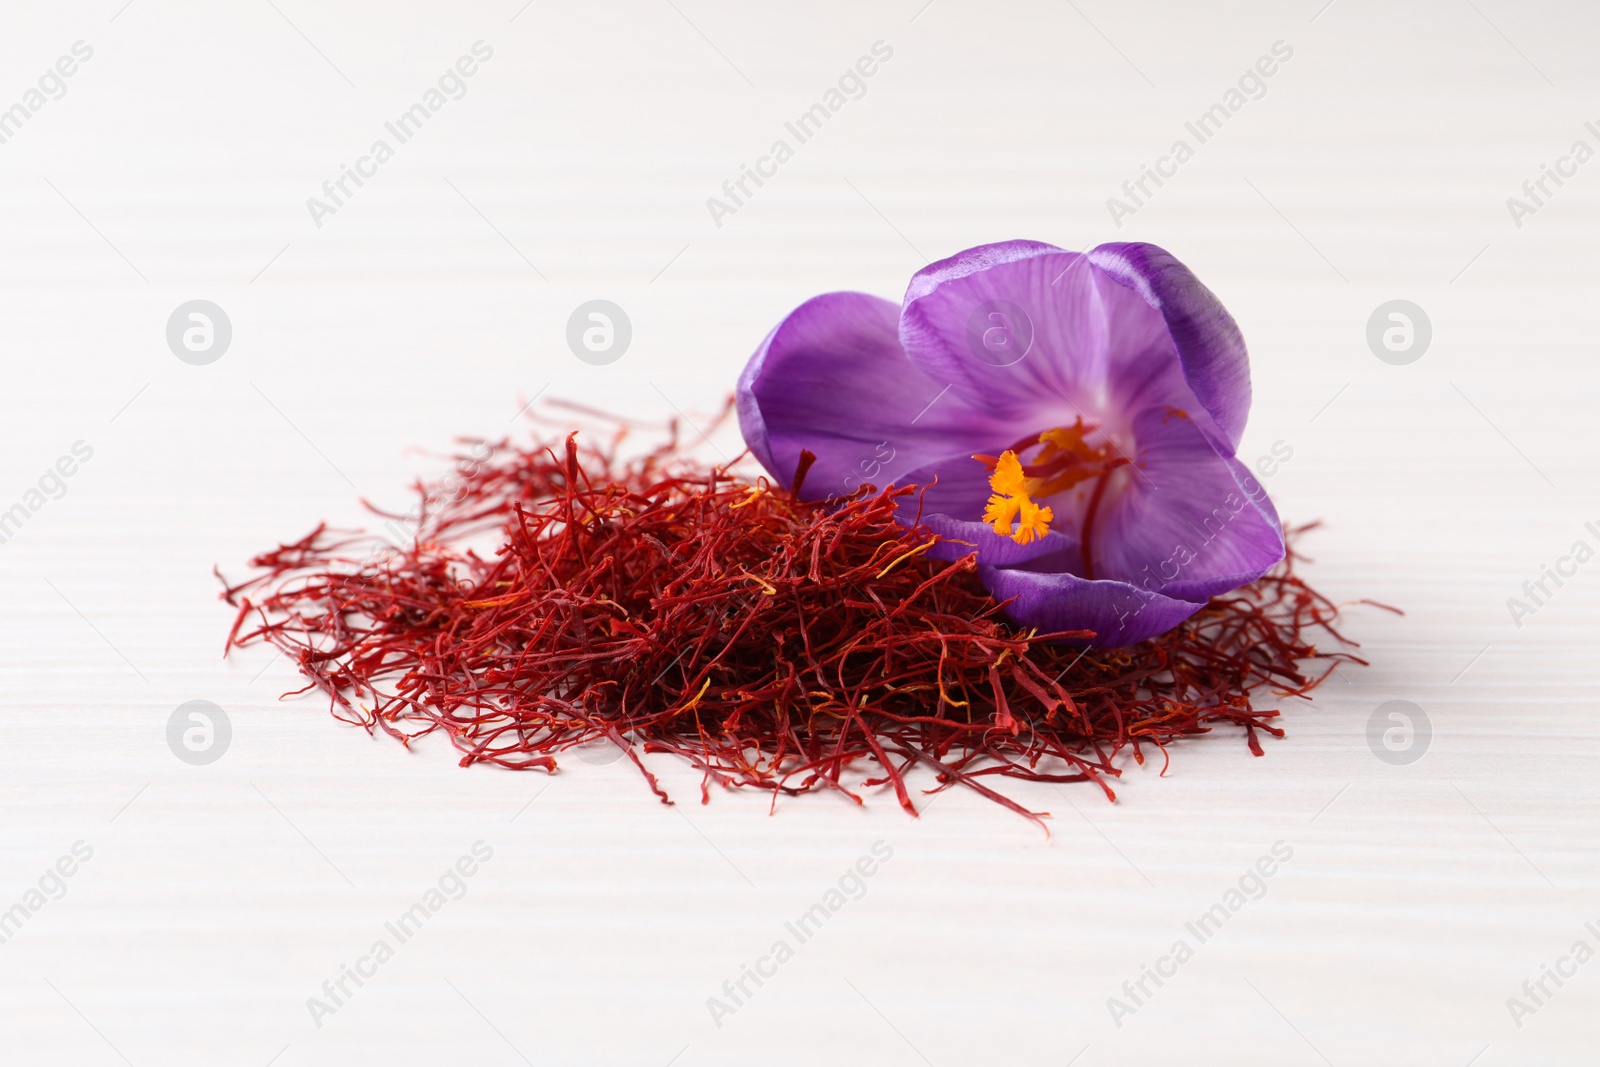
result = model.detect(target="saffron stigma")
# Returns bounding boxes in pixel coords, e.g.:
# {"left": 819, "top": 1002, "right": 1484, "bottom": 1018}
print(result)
{"left": 219, "top": 402, "right": 1379, "bottom": 824}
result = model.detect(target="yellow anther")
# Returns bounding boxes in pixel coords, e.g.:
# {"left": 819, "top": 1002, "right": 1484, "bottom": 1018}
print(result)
{"left": 1014, "top": 498, "right": 1053, "bottom": 544}
{"left": 981, "top": 449, "right": 1053, "bottom": 544}
{"left": 1037, "top": 419, "right": 1102, "bottom": 464}
{"left": 988, "top": 450, "right": 1028, "bottom": 496}
{"left": 983, "top": 492, "right": 1021, "bottom": 533}
{"left": 976, "top": 420, "right": 1126, "bottom": 552}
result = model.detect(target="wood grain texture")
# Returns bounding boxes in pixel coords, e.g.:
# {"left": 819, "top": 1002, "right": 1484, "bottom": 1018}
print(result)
{"left": 0, "top": 1, "right": 1595, "bottom": 1063}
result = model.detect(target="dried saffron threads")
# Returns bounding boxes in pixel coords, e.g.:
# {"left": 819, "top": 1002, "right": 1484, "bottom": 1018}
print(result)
{"left": 219, "top": 406, "right": 1380, "bottom": 824}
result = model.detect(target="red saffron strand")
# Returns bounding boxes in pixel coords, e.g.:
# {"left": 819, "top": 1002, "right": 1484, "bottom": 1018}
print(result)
{"left": 1077, "top": 457, "right": 1128, "bottom": 583}
{"left": 217, "top": 404, "right": 1381, "bottom": 822}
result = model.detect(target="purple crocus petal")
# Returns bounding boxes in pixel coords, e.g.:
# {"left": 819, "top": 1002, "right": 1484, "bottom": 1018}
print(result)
{"left": 897, "top": 240, "right": 1199, "bottom": 427}
{"left": 1090, "top": 407, "right": 1284, "bottom": 602}
{"left": 922, "top": 513, "right": 1079, "bottom": 567}
{"left": 1087, "top": 242, "right": 1251, "bottom": 452}
{"left": 737, "top": 290, "right": 1013, "bottom": 500}
{"left": 978, "top": 565, "right": 1206, "bottom": 647}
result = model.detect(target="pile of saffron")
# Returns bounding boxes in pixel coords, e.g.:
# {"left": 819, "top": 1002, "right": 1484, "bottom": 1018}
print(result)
{"left": 220, "top": 408, "right": 1374, "bottom": 823}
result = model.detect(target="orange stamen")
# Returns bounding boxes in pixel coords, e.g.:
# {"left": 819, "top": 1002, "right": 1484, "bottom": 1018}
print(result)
{"left": 975, "top": 419, "right": 1127, "bottom": 549}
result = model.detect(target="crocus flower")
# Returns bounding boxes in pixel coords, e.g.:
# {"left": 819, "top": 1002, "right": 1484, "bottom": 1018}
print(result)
{"left": 736, "top": 240, "right": 1285, "bottom": 646}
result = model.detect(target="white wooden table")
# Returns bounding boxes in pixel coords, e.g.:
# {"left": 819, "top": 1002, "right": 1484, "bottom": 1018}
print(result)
{"left": 1, "top": 1, "right": 1595, "bottom": 1063}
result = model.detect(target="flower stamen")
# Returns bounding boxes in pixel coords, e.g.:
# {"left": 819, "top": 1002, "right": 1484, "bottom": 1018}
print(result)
{"left": 975, "top": 418, "right": 1126, "bottom": 549}
{"left": 982, "top": 450, "right": 1053, "bottom": 543}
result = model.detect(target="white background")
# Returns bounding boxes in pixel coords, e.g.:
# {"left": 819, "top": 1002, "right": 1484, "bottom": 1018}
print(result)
{"left": 1, "top": 0, "right": 1597, "bottom": 1063}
